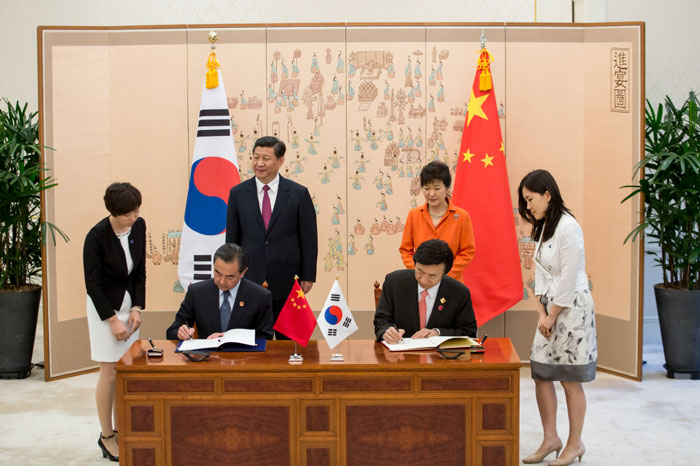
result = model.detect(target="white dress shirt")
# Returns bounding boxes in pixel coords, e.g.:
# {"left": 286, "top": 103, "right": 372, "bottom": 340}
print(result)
{"left": 219, "top": 280, "right": 241, "bottom": 313}
{"left": 255, "top": 174, "right": 280, "bottom": 213}
{"left": 417, "top": 281, "right": 441, "bottom": 326}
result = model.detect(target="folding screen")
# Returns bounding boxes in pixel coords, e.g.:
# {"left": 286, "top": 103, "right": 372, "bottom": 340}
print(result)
{"left": 39, "top": 23, "right": 643, "bottom": 379}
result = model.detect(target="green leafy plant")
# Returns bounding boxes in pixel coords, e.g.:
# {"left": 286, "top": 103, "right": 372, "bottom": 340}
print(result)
{"left": 0, "top": 99, "right": 68, "bottom": 290}
{"left": 622, "top": 91, "right": 700, "bottom": 290}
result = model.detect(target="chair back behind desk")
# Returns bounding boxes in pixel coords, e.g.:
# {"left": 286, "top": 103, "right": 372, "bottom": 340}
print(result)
{"left": 116, "top": 339, "right": 521, "bottom": 466}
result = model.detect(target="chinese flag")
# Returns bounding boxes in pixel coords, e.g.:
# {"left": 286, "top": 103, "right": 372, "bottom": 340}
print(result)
{"left": 273, "top": 279, "right": 317, "bottom": 346}
{"left": 452, "top": 48, "right": 522, "bottom": 326}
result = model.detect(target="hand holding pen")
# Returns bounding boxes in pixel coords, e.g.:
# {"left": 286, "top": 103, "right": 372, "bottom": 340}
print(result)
{"left": 383, "top": 325, "right": 405, "bottom": 344}
{"left": 177, "top": 324, "right": 195, "bottom": 341}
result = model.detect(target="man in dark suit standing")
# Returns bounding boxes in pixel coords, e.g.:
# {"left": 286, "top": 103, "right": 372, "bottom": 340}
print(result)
{"left": 166, "top": 244, "right": 273, "bottom": 340}
{"left": 226, "top": 136, "right": 318, "bottom": 339}
{"left": 374, "top": 239, "right": 477, "bottom": 342}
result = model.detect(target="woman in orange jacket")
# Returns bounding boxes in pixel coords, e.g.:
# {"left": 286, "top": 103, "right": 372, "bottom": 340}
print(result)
{"left": 399, "top": 161, "right": 475, "bottom": 282}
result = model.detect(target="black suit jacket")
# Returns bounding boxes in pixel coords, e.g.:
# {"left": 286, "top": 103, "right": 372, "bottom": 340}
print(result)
{"left": 83, "top": 217, "right": 146, "bottom": 321}
{"left": 165, "top": 278, "right": 274, "bottom": 340}
{"left": 225, "top": 176, "right": 318, "bottom": 300}
{"left": 373, "top": 269, "right": 477, "bottom": 341}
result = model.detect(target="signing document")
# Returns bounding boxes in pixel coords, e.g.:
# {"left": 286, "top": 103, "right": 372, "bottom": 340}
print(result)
{"left": 176, "top": 328, "right": 256, "bottom": 352}
{"left": 382, "top": 335, "right": 479, "bottom": 352}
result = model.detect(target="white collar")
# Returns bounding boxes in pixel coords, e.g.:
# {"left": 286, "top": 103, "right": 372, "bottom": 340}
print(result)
{"left": 255, "top": 174, "right": 280, "bottom": 193}
{"left": 418, "top": 281, "right": 440, "bottom": 298}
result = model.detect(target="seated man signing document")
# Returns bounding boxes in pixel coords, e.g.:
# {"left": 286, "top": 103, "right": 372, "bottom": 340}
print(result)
{"left": 166, "top": 244, "right": 274, "bottom": 341}
{"left": 374, "top": 239, "right": 477, "bottom": 343}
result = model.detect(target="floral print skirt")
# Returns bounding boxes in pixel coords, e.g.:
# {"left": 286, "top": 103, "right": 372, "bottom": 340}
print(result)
{"left": 530, "top": 289, "right": 597, "bottom": 382}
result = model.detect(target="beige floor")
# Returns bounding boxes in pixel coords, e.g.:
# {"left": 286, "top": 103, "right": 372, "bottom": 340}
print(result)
{"left": 1, "top": 320, "right": 699, "bottom": 465}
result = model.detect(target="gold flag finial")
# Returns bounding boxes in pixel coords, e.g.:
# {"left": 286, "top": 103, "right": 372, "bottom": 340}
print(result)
{"left": 205, "top": 31, "right": 220, "bottom": 89}
{"left": 208, "top": 31, "right": 219, "bottom": 47}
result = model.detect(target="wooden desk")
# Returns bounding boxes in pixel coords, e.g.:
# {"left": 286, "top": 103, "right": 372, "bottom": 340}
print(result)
{"left": 116, "top": 339, "right": 520, "bottom": 466}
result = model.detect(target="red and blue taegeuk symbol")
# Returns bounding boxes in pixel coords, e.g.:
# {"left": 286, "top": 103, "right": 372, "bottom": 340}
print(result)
{"left": 324, "top": 305, "right": 343, "bottom": 325}
{"left": 184, "top": 157, "right": 240, "bottom": 235}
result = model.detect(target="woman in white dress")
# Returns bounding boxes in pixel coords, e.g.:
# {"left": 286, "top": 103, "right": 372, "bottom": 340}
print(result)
{"left": 83, "top": 182, "right": 146, "bottom": 462}
{"left": 518, "top": 170, "right": 597, "bottom": 466}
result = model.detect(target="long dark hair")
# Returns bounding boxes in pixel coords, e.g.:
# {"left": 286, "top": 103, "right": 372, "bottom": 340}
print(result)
{"left": 517, "top": 169, "right": 572, "bottom": 242}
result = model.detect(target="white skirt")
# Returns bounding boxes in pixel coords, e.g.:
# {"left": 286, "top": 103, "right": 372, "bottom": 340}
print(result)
{"left": 86, "top": 292, "right": 140, "bottom": 363}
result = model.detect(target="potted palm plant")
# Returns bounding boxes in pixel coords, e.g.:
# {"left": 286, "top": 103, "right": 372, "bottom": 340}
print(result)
{"left": 0, "top": 99, "right": 67, "bottom": 379}
{"left": 623, "top": 91, "right": 700, "bottom": 379}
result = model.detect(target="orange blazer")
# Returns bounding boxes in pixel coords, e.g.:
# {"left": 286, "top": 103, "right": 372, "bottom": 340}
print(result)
{"left": 399, "top": 200, "right": 475, "bottom": 281}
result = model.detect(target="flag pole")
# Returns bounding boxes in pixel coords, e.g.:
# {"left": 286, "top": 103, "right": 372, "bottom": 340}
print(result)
{"left": 288, "top": 275, "right": 304, "bottom": 363}
{"left": 330, "top": 274, "right": 345, "bottom": 362}
{"left": 289, "top": 342, "right": 303, "bottom": 363}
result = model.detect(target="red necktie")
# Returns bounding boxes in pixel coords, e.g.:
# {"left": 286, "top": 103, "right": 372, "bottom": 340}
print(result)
{"left": 262, "top": 185, "right": 271, "bottom": 229}
{"left": 419, "top": 289, "right": 428, "bottom": 329}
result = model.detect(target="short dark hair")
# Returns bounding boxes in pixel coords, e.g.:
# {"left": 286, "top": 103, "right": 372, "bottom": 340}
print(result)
{"left": 517, "top": 169, "right": 572, "bottom": 242}
{"left": 213, "top": 243, "right": 248, "bottom": 273}
{"left": 413, "top": 239, "right": 454, "bottom": 275}
{"left": 103, "top": 182, "right": 141, "bottom": 216}
{"left": 419, "top": 161, "right": 451, "bottom": 188}
{"left": 253, "top": 136, "right": 286, "bottom": 159}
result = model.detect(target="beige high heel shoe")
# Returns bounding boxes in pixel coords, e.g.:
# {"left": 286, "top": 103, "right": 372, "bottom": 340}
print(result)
{"left": 548, "top": 445, "right": 585, "bottom": 465}
{"left": 522, "top": 442, "right": 563, "bottom": 464}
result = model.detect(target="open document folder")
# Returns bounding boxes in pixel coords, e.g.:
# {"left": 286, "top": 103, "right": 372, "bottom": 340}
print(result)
{"left": 176, "top": 328, "right": 256, "bottom": 352}
{"left": 382, "top": 335, "right": 480, "bottom": 352}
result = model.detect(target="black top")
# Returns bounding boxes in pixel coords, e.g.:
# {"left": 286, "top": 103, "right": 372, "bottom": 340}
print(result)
{"left": 83, "top": 217, "right": 146, "bottom": 321}
{"left": 373, "top": 269, "right": 477, "bottom": 341}
{"left": 225, "top": 175, "right": 318, "bottom": 300}
{"left": 165, "top": 278, "right": 274, "bottom": 340}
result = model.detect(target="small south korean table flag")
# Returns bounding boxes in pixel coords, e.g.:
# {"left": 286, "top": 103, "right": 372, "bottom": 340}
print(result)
{"left": 317, "top": 280, "right": 358, "bottom": 349}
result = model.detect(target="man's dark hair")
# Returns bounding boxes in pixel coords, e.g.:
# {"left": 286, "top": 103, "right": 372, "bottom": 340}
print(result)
{"left": 253, "top": 136, "right": 286, "bottom": 159}
{"left": 419, "top": 161, "right": 452, "bottom": 188}
{"left": 103, "top": 182, "right": 141, "bottom": 216}
{"left": 413, "top": 239, "right": 454, "bottom": 275}
{"left": 214, "top": 243, "right": 248, "bottom": 273}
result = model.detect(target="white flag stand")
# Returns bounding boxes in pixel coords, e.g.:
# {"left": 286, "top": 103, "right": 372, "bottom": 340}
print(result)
{"left": 289, "top": 342, "right": 303, "bottom": 363}
{"left": 330, "top": 336, "right": 346, "bottom": 361}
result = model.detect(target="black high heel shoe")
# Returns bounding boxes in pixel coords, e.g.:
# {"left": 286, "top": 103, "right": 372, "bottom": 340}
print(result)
{"left": 98, "top": 432, "right": 119, "bottom": 462}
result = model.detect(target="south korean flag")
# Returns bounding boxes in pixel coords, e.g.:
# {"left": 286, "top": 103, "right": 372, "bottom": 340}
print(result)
{"left": 177, "top": 45, "right": 240, "bottom": 290}
{"left": 317, "top": 280, "right": 358, "bottom": 349}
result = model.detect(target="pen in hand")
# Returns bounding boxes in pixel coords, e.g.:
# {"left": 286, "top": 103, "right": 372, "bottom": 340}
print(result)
{"left": 393, "top": 324, "right": 404, "bottom": 343}
{"left": 187, "top": 326, "right": 193, "bottom": 340}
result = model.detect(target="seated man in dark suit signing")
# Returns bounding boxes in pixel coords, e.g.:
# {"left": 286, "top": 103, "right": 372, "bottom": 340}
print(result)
{"left": 166, "top": 243, "right": 274, "bottom": 340}
{"left": 374, "top": 239, "right": 477, "bottom": 343}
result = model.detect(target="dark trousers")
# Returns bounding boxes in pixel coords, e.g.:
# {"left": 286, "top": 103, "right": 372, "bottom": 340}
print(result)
{"left": 272, "top": 296, "right": 290, "bottom": 340}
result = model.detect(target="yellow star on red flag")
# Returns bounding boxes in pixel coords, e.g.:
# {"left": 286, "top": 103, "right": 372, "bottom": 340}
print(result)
{"left": 466, "top": 89, "right": 489, "bottom": 126}
{"left": 463, "top": 148, "right": 475, "bottom": 163}
{"left": 481, "top": 153, "right": 494, "bottom": 167}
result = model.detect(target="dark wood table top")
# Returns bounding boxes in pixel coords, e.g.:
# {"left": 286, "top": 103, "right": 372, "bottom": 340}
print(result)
{"left": 116, "top": 338, "right": 521, "bottom": 374}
